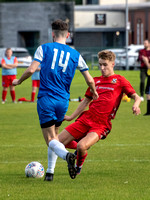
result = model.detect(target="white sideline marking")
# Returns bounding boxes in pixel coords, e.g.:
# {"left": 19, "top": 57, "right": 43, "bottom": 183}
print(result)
{"left": 1, "top": 159, "right": 150, "bottom": 164}
{"left": 1, "top": 143, "right": 150, "bottom": 148}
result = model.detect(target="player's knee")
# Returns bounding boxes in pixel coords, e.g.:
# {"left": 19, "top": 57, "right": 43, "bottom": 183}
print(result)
{"left": 77, "top": 142, "right": 87, "bottom": 152}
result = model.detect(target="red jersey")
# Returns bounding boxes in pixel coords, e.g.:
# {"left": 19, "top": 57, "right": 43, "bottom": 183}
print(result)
{"left": 138, "top": 48, "right": 150, "bottom": 68}
{"left": 77, "top": 74, "right": 135, "bottom": 130}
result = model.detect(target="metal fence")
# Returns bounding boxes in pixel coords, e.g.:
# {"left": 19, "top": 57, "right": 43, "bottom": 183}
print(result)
{"left": 91, "top": 54, "right": 140, "bottom": 70}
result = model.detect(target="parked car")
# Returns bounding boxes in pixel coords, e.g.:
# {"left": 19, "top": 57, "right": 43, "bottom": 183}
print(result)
{"left": 106, "top": 48, "right": 125, "bottom": 66}
{"left": 0, "top": 47, "right": 32, "bottom": 68}
{"left": 116, "top": 44, "right": 144, "bottom": 68}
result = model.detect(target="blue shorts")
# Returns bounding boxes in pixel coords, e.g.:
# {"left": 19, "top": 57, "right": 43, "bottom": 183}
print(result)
{"left": 37, "top": 95, "right": 69, "bottom": 125}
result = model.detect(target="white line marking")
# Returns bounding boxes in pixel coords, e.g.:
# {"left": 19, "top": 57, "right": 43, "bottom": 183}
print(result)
{"left": 1, "top": 143, "right": 150, "bottom": 148}
{"left": 1, "top": 159, "right": 150, "bottom": 164}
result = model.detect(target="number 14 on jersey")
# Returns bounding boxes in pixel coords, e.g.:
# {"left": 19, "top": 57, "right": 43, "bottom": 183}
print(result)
{"left": 51, "top": 48, "right": 70, "bottom": 72}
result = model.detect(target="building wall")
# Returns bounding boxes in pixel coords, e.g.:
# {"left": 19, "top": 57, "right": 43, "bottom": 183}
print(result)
{"left": 75, "top": 11, "right": 125, "bottom": 29}
{"left": 100, "top": 0, "right": 146, "bottom": 5}
{"left": 0, "top": 2, "right": 74, "bottom": 50}
{"left": 74, "top": 8, "right": 125, "bottom": 49}
{"left": 129, "top": 9, "right": 150, "bottom": 44}
{"left": 82, "top": 0, "right": 146, "bottom": 5}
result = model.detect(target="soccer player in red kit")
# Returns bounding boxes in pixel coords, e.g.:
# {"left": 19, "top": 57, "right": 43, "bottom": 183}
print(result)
{"left": 48, "top": 50, "right": 141, "bottom": 180}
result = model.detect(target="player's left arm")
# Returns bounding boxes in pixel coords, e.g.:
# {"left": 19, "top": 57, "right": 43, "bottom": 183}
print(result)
{"left": 64, "top": 97, "right": 92, "bottom": 121}
{"left": 131, "top": 93, "right": 141, "bottom": 115}
{"left": 121, "top": 76, "right": 141, "bottom": 115}
{"left": 12, "top": 60, "right": 40, "bottom": 86}
{"left": 7, "top": 57, "right": 18, "bottom": 68}
{"left": 142, "top": 56, "right": 150, "bottom": 69}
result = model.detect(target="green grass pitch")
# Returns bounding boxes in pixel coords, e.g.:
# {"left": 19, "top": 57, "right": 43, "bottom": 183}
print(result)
{"left": 0, "top": 68, "right": 150, "bottom": 200}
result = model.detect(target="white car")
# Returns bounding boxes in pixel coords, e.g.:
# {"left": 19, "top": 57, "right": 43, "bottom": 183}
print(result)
{"left": 0, "top": 47, "right": 32, "bottom": 68}
{"left": 116, "top": 44, "right": 144, "bottom": 68}
{"left": 106, "top": 48, "right": 125, "bottom": 66}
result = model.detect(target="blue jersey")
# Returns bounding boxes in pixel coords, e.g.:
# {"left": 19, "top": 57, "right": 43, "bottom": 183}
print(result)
{"left": 34, "top": 42, "right": 88, "bottom": 100}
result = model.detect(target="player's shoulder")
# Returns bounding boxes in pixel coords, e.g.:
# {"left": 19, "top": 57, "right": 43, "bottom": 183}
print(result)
{"left": 114, "top": 74, "right": 130, "bottom": 85}
{"left": 65, "top": 44, "right": 80, "bottom": 55}
{"left": 114, "top": 74, "right": 127, "bottom": 80}
{"left": 93, "top": 76, "right": 103, "bottom": 83}
{"left": 93, "top": 76, "right": 101, "bottom": 81}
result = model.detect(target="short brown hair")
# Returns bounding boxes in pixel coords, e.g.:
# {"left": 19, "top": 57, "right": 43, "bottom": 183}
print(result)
{"left": 98, "top": 50, "right": 116, "bottom": 62}
{"left": 52, "top": 19, "right": 69, "bottom": 31}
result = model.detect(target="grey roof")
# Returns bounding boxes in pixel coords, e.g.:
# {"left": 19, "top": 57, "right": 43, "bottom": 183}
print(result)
{"left": 75, "top": 2, "right": 150, "bottom": 11}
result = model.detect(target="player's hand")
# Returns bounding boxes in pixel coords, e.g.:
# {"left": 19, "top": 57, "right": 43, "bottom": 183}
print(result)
{"left": 12, "top": 79, "right": 20, "bottom": 86}
{"left": 132, "top": 106, "right": 141, "bottom": 115}
{"left": 92, "top": 91, "right": 99, "bottom": 100}
{"left": 64, "top": 115, "right": 73, "bottom": 121}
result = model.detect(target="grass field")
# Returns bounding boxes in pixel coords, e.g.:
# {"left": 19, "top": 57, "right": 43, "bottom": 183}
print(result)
{"left": 0, "top": 68, "right": 150, "bottom": 200}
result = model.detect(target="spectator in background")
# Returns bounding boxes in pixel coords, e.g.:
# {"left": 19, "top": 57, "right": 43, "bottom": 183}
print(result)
{"left": 141, "top": 56, "right": 150, "bottom": 115}
{"left": 31, "top": 65, "right": 41, "bottom": 102}
{"left": 138, "top": 39, "right": 150, "bottom": 101}
{"left": 1, "top": 48, "right": 18, "bottom": 104}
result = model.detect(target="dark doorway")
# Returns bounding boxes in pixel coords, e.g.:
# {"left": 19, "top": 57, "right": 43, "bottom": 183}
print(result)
{"left": 103, "top": 31, "right": 125, "bottom": 48}
{"left": 18, "top": 31, "right": 40, "bottom": 56}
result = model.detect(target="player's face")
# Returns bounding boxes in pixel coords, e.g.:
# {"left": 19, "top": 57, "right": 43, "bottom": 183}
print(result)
{"left": 99, "top": 58, "right": 115, "bottom": 77}
{"left": 144, "top": 40, "right": 149, "bottom": 49}
{"left": 6, "top": 49, "right": 12, "bottom": 58}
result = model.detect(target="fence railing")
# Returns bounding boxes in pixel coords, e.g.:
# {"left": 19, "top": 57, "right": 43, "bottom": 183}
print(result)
{"left": 91, "top": 54, "right": 140, "bottom": 70}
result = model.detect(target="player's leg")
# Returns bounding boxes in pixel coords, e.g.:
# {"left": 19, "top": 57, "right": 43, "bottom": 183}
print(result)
{"left": 140, "top": 68, "right": 147, "bottom": 99}
{"left": 144, "top": 94, "right": 150, "bottom": 115}
{"left": 31, "top": 80, "right": 37, "bottom": 102}
{"left": 42, "top": 125, "right": 76, "bottom": 180}
{"left": 42, "top": 125, "right": 69, "bottom": 160}
{"left": 10, "top": 75, "right": 16, "bottom": 102}
{"left": 45, "top": 125, "right": 60, "bottom": 181}
{"left": 2, "top": 76, "right": 8, "bottom": 103}
{"left": 45, "top": 146, "right": 58, "bottom": 181}
{"left": 144, "top": 76, "right": 150, "bottom": 115}
{"left": 31, "top": 87, "right": 37, "bottom": 102}
{"left": 10, "top": 85, "right": 16, "bottom": 102}
{"left": 2, "top": 87, "right": 8, "bottom": 103}
{"left": 65, "top": 140, "right": 78, "bottom": 149}
{"left": 76, "top": 132, "right": 99, "bottom": 174}
{"left": 38, "top": 96, "right": 76, "bottom": 179}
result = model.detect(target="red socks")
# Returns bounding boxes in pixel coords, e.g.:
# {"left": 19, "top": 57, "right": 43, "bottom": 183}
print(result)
{"left": 2, "top": 90, "right": 7, "bottom": 102}
{"left": 76, "top": 152, "right": 88, "bottom": 167}
{"left": 31, "top": 92, "right": 36, "bottom": 102}
{"left": 65, "top": 141, "right": 77, "bottom": 149}
{"left": 10, "top": 90, "right": 15, "bottom": 102}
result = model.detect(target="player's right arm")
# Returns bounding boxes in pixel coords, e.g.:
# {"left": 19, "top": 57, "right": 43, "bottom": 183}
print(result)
{"left": 64, "top": 97, "right": 92, "bottom": 121}
{"left": 81, "top": 70, "right": 98, "bottom": 100}
{"left": 142, "top": 56, "right": 150, "bottom": 69}
{"left": 77, "top": 55, "right": 98, "bottom": 100}
{"left": 1, "top": 59, "right": 12, "bottom": 69}
{"left": 12, "top": 60, "right": 40, "bottom": 86}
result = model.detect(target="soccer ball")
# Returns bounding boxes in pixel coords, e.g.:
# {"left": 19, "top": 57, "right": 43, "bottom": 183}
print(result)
{"left": 25, "top": 161, "right": 44, "bottom": 178}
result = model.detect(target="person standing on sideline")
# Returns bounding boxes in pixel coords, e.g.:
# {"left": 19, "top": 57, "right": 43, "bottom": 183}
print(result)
{"left": 47, "top": 50, "right": 141, "bottom": 180}
{"left": 141, "top": 55, "right": 150, "bottom": 115}
{"left": 138, "top": 39, "right": 150, "bottom": 101}
{"left": 1, "top": 48, "right": 18, "bottom": 104}
{"left": 12, "top": 19, "right": 98, "bottom": 181}
{"left": 31, "top": 65, "right": 41, "bottom": 102}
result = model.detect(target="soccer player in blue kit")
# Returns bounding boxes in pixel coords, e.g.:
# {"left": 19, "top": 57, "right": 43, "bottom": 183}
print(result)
{"left": 12, "top": 19, "right": 98, "bottom": 181}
